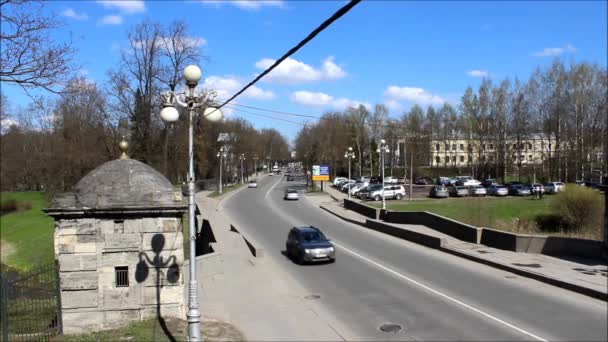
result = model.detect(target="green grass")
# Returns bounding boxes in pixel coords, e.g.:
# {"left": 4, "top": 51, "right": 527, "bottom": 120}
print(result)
{"left": 208, "top": 183, "right": 244, "bottom": 197}
{"left": 370, "top": 195, "right": 577, "bottom": 236}
{"left": 0, "top": 192, "right": 54, "bottom": 271}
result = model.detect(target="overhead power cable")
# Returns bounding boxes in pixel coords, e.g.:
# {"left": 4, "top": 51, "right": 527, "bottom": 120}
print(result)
{"left": 214, "top": 0, "right": 362, "bottom": 111}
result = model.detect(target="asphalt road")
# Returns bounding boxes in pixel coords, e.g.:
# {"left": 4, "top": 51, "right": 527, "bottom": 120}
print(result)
{"left": 222, "top": 175, "right": 607, "bottom": 341}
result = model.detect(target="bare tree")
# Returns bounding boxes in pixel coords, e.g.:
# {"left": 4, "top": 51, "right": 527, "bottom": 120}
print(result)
{"left": 0, "top": 0, "right": 78, "bottom": 93}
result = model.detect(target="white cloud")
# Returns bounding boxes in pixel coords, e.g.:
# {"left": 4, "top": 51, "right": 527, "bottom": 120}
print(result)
{"left": 467, "top": 70, "right": 489, "bottom": 78}
{"left": 1, "top": 118, "right": 18, "bottom": 133}
{"left": 533, "top": 44, "right": 577, "bottom": 57}
{"left": 384, "top": 86, "right": 444, "bottom": 106}
{"left": 254, "top": 56, "right": 347, "bottom": 84}
{"left": 290, "top": 90, "right": 370, "bottom": 110}
{"left": 385, "top": 99, "right": 403, "bottom": 112}
{"left": 97, "top": 0, "right": 146, "bottom": 13}
{"left": 100, "top": 15, "right": 123, "bottom": 25}
{"left": 200, "top": 0, "right": 284, "bottom": 10}
{"left": 202, "top": 75, "right": 275, "bottom": 101}
{"left": 61, "top": 8, "right": 89, "bottom": 21}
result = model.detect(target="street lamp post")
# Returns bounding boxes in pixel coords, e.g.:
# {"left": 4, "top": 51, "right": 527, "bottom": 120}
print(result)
{"left": 377, "top": 139, "right": 390, "bottom": 210}
{"left": 344, "top": 147, "right": 356, "bottom": 199}
{"left": 239, "top": 154, "right": 246, "bottom": 184}
{"left": 216, "top": 148, "right": 226, "bottom": 194}
{"left": 266, "top": 155, "right": 271, "bottom": 172}
{"left": 253, "top": 155, "right": 259, "bottom": 176}
{"left": 159, "top": 65, "right": 222, "bottom": 342}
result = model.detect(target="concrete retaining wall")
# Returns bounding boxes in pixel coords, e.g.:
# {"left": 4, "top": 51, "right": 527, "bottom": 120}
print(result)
{"left": 365, "top": 219, "right": 446, "bottom": 249}
{"left": 481, "top": 228, "right": 604, "bottom": 259}
{"left": 382, "top": 211, "right": 481, "bottom": 243}
{"left": 344, "top": 199, "right": 379, "bottom": 219}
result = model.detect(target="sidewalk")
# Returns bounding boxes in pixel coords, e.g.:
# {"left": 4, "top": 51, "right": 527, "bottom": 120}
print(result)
{"left": 310, "top": 193, "right": 608, "bottom": 301}
{"left": 193, "top": 188, "right": 347, "bottom": 341}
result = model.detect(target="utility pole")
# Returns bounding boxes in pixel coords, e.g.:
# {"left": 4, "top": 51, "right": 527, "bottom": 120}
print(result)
{"left": 409, "top": 143, "right": 414, "bottom": 201}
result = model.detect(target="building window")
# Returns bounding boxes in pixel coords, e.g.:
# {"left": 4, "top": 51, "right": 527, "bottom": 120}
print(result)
{"left": 436, "top": 156, "right": 441, "bottom": 163}
{"left": 482, "top": 144, "right": 486, "bottom": 151}
{"left": 482, "top": 156, "right": 486, "bottom": 162}
{"left": 528, "top": 155, "right": 533, "bottom": 160}
{"left": 452, "top": 144, "right": 456, "bottom": 151}
{"left": 114, "top": 220, "right": 124, "bottom": 234}
{"left": 548, "top": 144, "right": 552, "bottom": 150}
{"left": 513, "top": 143, "right": 517, "bottom": 149}
{"left": 468, "top": 156, "right": 472, "bottom": 162}
{"left": 489, "top": 155, "right": 494, "bottom": 161}
{"left": 460, "top": 144, "right": 464, "bottom": 151}
{"left": 528, "top": 143, "right": 532, "bottom": 150}
{"left": 460, "top": 156, "right": 464, "bottom": 162}
{"left": 489, "top": 144, "right": 494, "bottom": 150}
{"left": 436, "top": 144, "right": 440, "bottom": 151}
{"left": 445, "top": 156, "right": 450, "bottom": 163}
{"left": 115, "top": 266, "right": 129, "bottom": 287}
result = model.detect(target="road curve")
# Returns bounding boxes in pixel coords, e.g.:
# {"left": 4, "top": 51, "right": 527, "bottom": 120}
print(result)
{"left": 222, "top": 175, "right": 607, "bottom": 341}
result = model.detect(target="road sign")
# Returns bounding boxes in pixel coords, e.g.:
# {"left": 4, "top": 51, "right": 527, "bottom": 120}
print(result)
{"left": 312, "top": 165, "right": 330, "bottom": 181}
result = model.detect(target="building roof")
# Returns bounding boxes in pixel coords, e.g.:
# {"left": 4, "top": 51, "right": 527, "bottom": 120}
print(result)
{"left": 51, "top": 159, "right": 181, "bottom": 209}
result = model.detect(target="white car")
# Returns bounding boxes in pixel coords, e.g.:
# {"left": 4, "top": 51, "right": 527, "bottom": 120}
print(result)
{"left": 284, "top": 189, "right": 299, "bottom": 200}
{"left": 543, "top": 182, "right": 565, "bottom": 194}
{"left": 333, "top": 177, "right": 348, "bottom": 186}
{"left": 461, "top": 179, "right": 482, "bottom": 187}
{"left": 384, "top": 176, "right": 399, "bottom": 184}
{"left": 248, "top": 180, "right": 258, "bottom": 188}
{"left": 487, "top": 184, "right": 508, "bottom": 196}
{"left": 368, "top": 185, "right": 406, "bottom": 201}
{"left": 268, "top": 172, "right": 273, "bottom": 176}
{"left": 469, "top": 185, "right": 487, "bottom": 196}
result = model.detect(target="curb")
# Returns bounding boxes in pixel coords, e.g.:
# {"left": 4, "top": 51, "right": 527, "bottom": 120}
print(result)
{"left": 320, "top": 204, "right": 608, "bottom": 302}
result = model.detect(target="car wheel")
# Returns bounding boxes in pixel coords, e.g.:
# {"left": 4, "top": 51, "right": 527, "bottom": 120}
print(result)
{"left": 396, "top": 193, "right": 402, "bottom": 200}
{"left": 374, "top": 195, "right": 381, "bottom": 201}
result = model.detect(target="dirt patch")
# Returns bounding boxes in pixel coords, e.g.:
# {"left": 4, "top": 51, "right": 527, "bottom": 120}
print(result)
{"left": 202, "top": 318, "right": 246, "bottom": 342}
{"left": 1, "top": 239, "right": 15, "bottom": 264}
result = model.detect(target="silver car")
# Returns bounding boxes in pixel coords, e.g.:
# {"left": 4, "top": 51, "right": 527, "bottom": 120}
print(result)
{"left": 449, "top": 186, "right": 469, "bottom": 197}
{"left": 469, "top": 185, "right": 487, "bottom": 196}
{"left": 284, "top": 189, "right": 299, "bottom": 200}
{"left": 488, "top": 184, "right": 508, "bottom": 196}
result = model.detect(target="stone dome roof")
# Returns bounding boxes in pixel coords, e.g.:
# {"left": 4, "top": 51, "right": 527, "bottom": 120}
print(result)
{"left": 73, "top": 159, "right": 179, "bottom": 208}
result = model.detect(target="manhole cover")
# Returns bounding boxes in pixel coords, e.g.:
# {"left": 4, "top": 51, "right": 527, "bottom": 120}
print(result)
{"left": 505, "top": 275, "right": 517, "bottom": 279}
{"left": 379, "top": 323, "right": 402, "bottom": 333}
{"left": 305, "top": 294, "right": 321, "bottom": 300}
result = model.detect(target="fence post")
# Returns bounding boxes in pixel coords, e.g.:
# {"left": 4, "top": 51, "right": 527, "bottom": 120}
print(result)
{"left": 1, "top": 272, "right": 9, "bottom": 341}
{"left": 55, "top": 260, "right": 63, "bottom": 335}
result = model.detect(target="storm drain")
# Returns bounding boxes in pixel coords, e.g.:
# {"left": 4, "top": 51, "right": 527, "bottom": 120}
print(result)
{"left": 379, "top": 323, "right": 403, "bottom": 333}
{"left": 304, "top": 294, "right": 321, "bottom": 300}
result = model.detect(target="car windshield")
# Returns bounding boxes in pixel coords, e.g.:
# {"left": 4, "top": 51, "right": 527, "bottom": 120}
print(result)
{"left": 300, "top": 231, "right": 326, "bottom": 243}
{"left": 366, "top": 185, "right": 382, "bottom": 191}
{"left": 287, "top": 189, "right": 297, "bottom": 193}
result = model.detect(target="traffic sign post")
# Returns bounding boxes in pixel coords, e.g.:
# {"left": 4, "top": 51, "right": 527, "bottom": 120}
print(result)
{"left": 312, "top": 165, "right": 330, "bottom": 191}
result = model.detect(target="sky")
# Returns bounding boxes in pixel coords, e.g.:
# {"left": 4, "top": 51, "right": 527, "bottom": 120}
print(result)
{"left": 2, "top": 0, "right": 607, "bottom": 141}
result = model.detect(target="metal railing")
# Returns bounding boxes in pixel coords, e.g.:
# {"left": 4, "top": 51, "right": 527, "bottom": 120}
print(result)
{"left": 0, "top": 262, "right": 62, "bottom": 341}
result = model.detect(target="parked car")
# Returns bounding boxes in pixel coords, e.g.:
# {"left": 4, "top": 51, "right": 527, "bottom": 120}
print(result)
{"left": 543, "top": 182, "right": 565, "bottom": 194}
{"left": 340, "top": 180, "right": 357, "bottom": 192}
{"left": 468, "top": 185, "right": 487, "bottom": 196}
{"left": 268, "top": 172, "right": 273, "bottom": 176}
{"left": 508, "top": 184, "right": 531, "bottom": 196}
{"left": 487, "top": 184, "right": 508, "bottom": 196}
{"left": 449, "top": 185, "right": 469, "bottom": 197}
{"left": 529, "top": 183, "right": 545, "bottom": 194}
{"left": 481, "top": 179, "right": 498, "bottom": 188}
{"left": 335, "top": 179, "right": 350, "bottom": 188}
{"left": 348, "top": 183, "right": 366, "bottom": 196}
{"left": 284, "top": 189, "right": 299, "bottom": 200}
{"left": 287, "top": 175, "right": 294, "bottom": 181}
{"left": 384, "top": 176, "right": 399, "bottom": 184}
{"left": 437, "top": 177, "right": 451, "bottom": 186}
{"left": 429, "top": 185, "right": 449, "bottom": 198}
{"left": 358, "top": 184, "right": 382, "bottom": 200}
{"left": 369, "top": 176, "right": 383, "bottom": 184}
{"left": 414, "top": 176, "right": 434, "bottom": 185}
{"left": 285, "top": 226, "right": 335, "bottom": 264}
{"left": 333, "top": 177, "right": 348, "bottom": 186}
{"left": 248, "top": 180, "right": 258, "bottom": 188}
{"left": 457, "top": 178, "right": 482, "bottom": 187}
{"left": 368, "top": 185, "right": 406, "bottom": 201}
{"left": 360, "top": 176, "right": 371, "bottom": 183}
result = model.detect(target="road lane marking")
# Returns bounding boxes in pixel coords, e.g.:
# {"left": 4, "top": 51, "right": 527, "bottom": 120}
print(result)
{"left": 332, "top": 241, "right": 549, "bottom": 342}
{"left": 265, "top": 175, "right": 284, "bottom": 199}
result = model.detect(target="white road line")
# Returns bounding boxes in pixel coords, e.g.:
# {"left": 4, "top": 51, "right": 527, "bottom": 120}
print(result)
{"left": 265, "top": 175, "right": 284, "bottom": 199}
{"left": 331, "top": 241, "right": 549, "bottom": 342}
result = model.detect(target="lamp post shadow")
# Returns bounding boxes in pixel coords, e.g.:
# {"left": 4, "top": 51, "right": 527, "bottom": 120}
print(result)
{"left": 135, "top": 234, "right": 180, "bottom": 342}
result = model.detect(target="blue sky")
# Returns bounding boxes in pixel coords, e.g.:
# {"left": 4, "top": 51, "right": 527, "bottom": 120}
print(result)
{"left": 2, "top": 0, "right": 607, "bottom": 140}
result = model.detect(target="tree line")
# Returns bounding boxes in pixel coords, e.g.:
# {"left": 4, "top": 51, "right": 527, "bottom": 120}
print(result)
{"left": 1, "top": 19, "right": 290, "bottom": 192}
{"left": 295, "top": 60, "right": 607, "bottom": 184}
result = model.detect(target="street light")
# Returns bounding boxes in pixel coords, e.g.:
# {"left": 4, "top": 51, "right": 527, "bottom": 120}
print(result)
{"left": 344, "top": 147, "right": 356, "bottom": 199}
{"left": 253, "top": 155, "right": 259, "bottom": 176}
{"left": 377, "top": 139, "right": 390, "bottom": 210}
{"left": 239, "top": 154, "right": 246, "bottom": 184}
{"left": 266, "top": 155, "right": 271, "bottom": 172}
{"left": 216, "top": 148, "right": 226, "bottom": 194}
{"left": 160, "top": 64, "right": 222, "bottom": 342}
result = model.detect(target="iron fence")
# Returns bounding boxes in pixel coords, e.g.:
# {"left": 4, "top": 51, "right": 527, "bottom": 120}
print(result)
{"left": 0, "top": 262, "right": 62, "bottom": 342}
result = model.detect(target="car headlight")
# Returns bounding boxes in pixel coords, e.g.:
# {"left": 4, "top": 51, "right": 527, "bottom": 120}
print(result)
{"left": 328, "top": 247, "right": 335, "bottom": 252}
{"left": 305, "top": 249, "right": 312, "bottom": 254}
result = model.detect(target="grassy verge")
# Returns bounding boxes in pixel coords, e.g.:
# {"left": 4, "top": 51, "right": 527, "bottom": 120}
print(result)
{"left": 62, "top": 317, "right": 244, "bottom": 341}
{"left": 0, "top": 192, "right": 54, "bottom": 271}
{"left": 370, "top": 194, "right": 602, "bottom": 240}
{"left": 208, "top": 183, "right": 244, "bottom": 198}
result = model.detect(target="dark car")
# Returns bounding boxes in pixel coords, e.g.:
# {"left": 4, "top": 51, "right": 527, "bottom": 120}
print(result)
{"left": 429, "top": 185, "right": 449, "bottom": 198}
{"left": 482, "top": 179, "right": 498, "bottom": 188}
{"left": 285, "top": 226, "right": 335, "bottom": 264}
{"left": 369, "top": 176, "right": 383, "bottom": 184}
{"left": 508, "top": 184, "right": 531, "bottom": 196}
{"left": 287, "top": 174, "right": 294, "bottom": 181}
{"left": 414, "top": 176, "right": 434, "bottom": 185}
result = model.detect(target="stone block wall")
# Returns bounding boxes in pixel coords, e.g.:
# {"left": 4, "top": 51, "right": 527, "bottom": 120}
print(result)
{"left": 55, "top": 216, "right": 185, "bottom": 334}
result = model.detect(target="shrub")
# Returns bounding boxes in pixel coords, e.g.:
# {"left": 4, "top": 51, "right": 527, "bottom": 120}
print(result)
{"left": 0, "top": 199, "right": 32, "bottom": 215}
{"left": 552, "top": 185, "right": 604, "bottom": 234}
